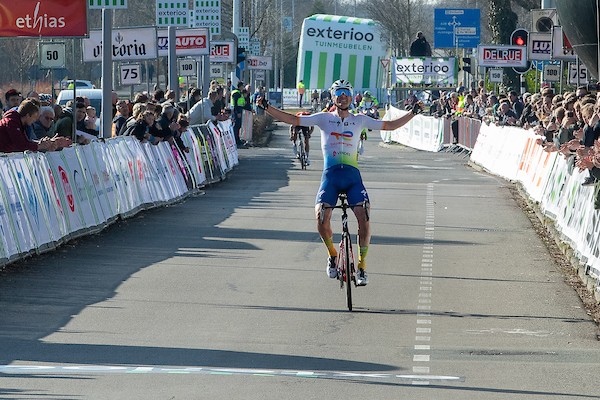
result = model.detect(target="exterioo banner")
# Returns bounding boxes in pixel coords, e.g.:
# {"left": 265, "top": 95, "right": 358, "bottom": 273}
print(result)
{"left": 392, "top": 58, "right": 457, "bottom": 85}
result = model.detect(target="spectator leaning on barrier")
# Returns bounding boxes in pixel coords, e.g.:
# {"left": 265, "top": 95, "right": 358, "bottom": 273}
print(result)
{"left": 0, "top": 98, "right": 71, "bottom": 153}
{"left": 75, "top": 102, "right": 99, "bottom": 141}
{"left": 32, "top": 106, "right": 55, "bottom": 140}
{"left": 112, "top": 100, "right": 130, "bottom": 137}
{"left": 509, "top": 90, "right": 524, "bottom": 119}
{"left": 132, "top": 109, "right": 162, "bottom": 145}
{"left": 187, "top": 89, "right": 216, "bottom": 125}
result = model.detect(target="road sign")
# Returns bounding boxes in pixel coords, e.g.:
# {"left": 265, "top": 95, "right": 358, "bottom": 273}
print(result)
{"left": 380, "top": 58, "right": 390, "bottom": 69}
{"left": 434, "top": 8, "right": 481, "bottom": 49}
{"left": 156, "top": 0, "right": 188, "bottom": 27}
{"left": 544, "top": 64, "right": 561, "bottom": 82}
{"left": 192, "top": 0, "right": 221, "bottom": 37}
{"left": 569, "top": 63, "right": 589, "bottom": 85}
{"left": 178, "top": 59, "right": 197, "bottom": 77}
{"left": 120, "top": 64, "right": 142, "bottom": 85}
{"left": 529, "top": 32, "right": 552, "bottom": 61}
{"left": 209, "top": 64, "right": 223, "bottom": 78}
{"left": 89, "top": 0, "right": 127, "bottom": 9}
{"left": 238, "top": 27, "right": 250, "bottom": 51}
{"left": 39, "top": 42, "right": 66, "bottom": 69}
{"left": 255, "top": 70, "right": 265, "bottom": 81}
{"left": 489, "top": 68, "right": 503, "bottom": 83}
{"left": 477, "top": 45, "right": 527, "bottom": 68}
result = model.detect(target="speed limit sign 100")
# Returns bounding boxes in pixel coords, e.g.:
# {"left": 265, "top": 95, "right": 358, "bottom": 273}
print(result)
{"left": 39, "top": 42, "right": 66, "bottom": 69}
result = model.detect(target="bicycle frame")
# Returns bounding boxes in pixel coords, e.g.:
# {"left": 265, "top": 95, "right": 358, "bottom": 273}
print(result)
{"left": 320, "top": 193, "right": 356, "bottom": 311}
{"left": 294, "top": 127, "right": 308, "bottom": 169}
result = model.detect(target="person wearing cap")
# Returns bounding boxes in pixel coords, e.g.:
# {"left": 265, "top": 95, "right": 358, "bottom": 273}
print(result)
{"left": 4, "top": 89, "right": 22, "bottom": 112}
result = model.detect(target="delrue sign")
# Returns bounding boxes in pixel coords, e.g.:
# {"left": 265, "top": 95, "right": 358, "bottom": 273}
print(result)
{"left": 210, "top": 41, "right": 234, "bottom": 63}
{"left": 477, "top": 45, "right": 527, "bottom": 67}
{"left": 0, "top": 0, "right": 87, "bottom": 37}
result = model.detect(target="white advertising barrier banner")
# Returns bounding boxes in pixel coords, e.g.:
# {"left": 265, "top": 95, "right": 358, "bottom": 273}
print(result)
{"left": 45, "top": 150, "right": 87, "bottom": 235}
{"left": 181, "top": 129, "right": 207, "bottom": 186}
{"left": 154, "top": 143, "right": 189, "bottom": 199}
{"left": 192, "top": 126, "right": 217, "bottom": 181}
{"left": 0, "top": 155, "right": 36, "bottom": 257}
{"left": 60, "top": 146, "right": 103, "bottom": 230}
{"left": 208, "top": 123, "right": 229, "bottom": 175}
{"left": 391, "top": 58, "right": 457, "bottom": 85}
{"left": 74, "top": 145, "right": 110, "bottom": 228}
{"left": 0, "top": 158, "right": 14, "bottom": 260}
{"left": 470, "top": 123, "right": 530, "bottom": 181}
{"left": 89, "top": 142, "right": 120, "bottom": 221}
{"left": 380, "top": 106, "right": 443, "bottom": 152}
{"left": 137, "top": 142, "right": 167, "bottom": 205}
{"left": 514, "top": 133, "right": 558, "bottom": 203}
{"left": 9, "top": 154, "right": 56, "bottom": 250}
{"left": 215, "top": 120, "right": 239, "bottom": 168}
{"left": 109, "top": 138, "right": 145, "bottom": 215}
{"left": 27, "top": 153, "right": 68, "bottom": 246}
{"left": 283, "top": 89, "right": 298, "bottom": 107}
{"left": 82, "top": 27, "right": 158, "bottom": 62}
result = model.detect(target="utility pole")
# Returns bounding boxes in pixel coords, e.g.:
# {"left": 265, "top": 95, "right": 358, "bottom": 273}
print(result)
{"left": 232, "top": 0, "right": 241, "bottom": 87}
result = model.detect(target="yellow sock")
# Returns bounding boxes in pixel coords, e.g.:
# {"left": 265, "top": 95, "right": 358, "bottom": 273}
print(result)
{"left": 322, "top": 237, "right": 337, "bottom": 257}
{"left": 357, "top": 246, "right": 368, "bottom": 270}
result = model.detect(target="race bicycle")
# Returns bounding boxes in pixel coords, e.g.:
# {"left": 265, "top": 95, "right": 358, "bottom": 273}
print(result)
{"left": 320, "top": 193, "right": 364, "bottom": 311}
{"left": 291, "top": 125, "right": 310, "bottom": 169}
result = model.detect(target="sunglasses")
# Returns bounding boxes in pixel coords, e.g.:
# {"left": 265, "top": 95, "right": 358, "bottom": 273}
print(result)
{"left": 334, "top": 88, "right": 352, "bottom": 97}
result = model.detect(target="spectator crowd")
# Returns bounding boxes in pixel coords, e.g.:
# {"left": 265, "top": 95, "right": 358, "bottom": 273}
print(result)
{"left": 429, "top": 80, "right": 600, "bottom": 188}
{"left": 0, "top": 79, "right": 265, "bottom": 155}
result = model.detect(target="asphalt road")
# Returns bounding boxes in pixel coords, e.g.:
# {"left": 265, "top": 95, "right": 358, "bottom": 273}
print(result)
{"left": 0, "top": 124, "right": 599, "bottom": 399}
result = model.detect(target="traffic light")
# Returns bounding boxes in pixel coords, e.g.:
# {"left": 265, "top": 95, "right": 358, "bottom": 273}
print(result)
{"left": 511, "top": 28, "right": 531, "bottom": 74}
{"left": 236, "top": 47, "right": 246, "bottom": 65}
{"left": 462, "top": 57, "right": 473, "bottom": 74}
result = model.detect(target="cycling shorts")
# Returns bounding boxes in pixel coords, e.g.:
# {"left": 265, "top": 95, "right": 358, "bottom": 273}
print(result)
{"left": 316, "top": 164, "right": 369, "bottom": 206}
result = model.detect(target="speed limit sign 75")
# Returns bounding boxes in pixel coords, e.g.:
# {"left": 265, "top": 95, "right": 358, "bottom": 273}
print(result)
{"left": 39, "top": 42, "right": 66, "bottom": 69}
{"left": 120, "top": 64, "right": 142, "bottom": 85}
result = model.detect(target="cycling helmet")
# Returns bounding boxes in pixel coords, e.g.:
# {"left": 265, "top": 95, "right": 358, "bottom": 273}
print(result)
{"left": 330, "top": 79, "right": 353, "bottom": 95}
{"left": 364, "top": 91, "right": 372, "bottom": 97}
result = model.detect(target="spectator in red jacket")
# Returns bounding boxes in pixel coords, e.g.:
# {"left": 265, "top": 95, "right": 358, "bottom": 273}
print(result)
{"left": 0, "top": 99, "right": 71, "bottom": 153}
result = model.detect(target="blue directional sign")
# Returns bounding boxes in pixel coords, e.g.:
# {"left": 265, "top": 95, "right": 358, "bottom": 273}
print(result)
{"left": 434, "top": 8, "right": 481, "bottom": 49}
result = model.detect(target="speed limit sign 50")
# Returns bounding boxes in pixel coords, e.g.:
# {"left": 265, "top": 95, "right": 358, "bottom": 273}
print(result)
{"left": 39, "top": 42, "right": 66, "bottom": 69}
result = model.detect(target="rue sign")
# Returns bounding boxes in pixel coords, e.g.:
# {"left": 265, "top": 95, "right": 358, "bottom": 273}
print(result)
{"left": 39, "top": 42, "right": 66, "bottom": 69}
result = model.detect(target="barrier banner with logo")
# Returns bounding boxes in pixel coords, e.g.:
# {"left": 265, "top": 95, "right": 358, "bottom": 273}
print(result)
{"left": 138, "top": 142, "right": 167, "bottom": 204}
{"left": 515, "top": 136, "right": 557, "bottom": 202}
{"left": 74, "top": 144, "right": 109, "bottom": 228}
{"left": 157, "top": 28, "right": 210, "bottom": 57}
{"left": 109, "top": 138, "right": 145, "bottom": 214}
{"left": 192, "top": 126, "right": 220, "bottom": 181}
{"left": 0, "top": 157, "right": 21, "bottom": 260}
{"left": 240, "top": 110, "right": 253, "bottom": 143}
{"left": 9, "top": 154, "right": 56, "bottom": 251}
{"left": 87, "top": 142, "right": 119, "bottom": 221}
{"left": 0, "top": 0, "right": 88, "bottom": 37}
{"left": 0, "top": 155, "right": 36, "bottom": 256}
{"left": 28, "top": 153, "right": 68, "bottom": 246}
{"left": 216, "top": 120, "right": 238, "bottom": 169}
{"left": 381, "top": 106, "right": 443, "bottom": 152}
{"left": 180, "top": 130, "right": 207, "bottom": 186}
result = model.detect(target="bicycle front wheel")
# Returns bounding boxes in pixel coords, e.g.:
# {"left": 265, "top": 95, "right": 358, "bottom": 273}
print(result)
{"left": 343, "top": 233, "right": 353, "bottom": 311}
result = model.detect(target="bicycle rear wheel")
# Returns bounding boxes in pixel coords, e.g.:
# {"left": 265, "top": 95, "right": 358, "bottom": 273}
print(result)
{"left": 299, "top": 138, "right": 307, "bottom": 170}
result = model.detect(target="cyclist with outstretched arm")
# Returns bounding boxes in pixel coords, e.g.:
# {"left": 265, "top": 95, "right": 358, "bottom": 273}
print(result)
{"left": 258, "top": 80, "right": 421, "bottom": 286}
